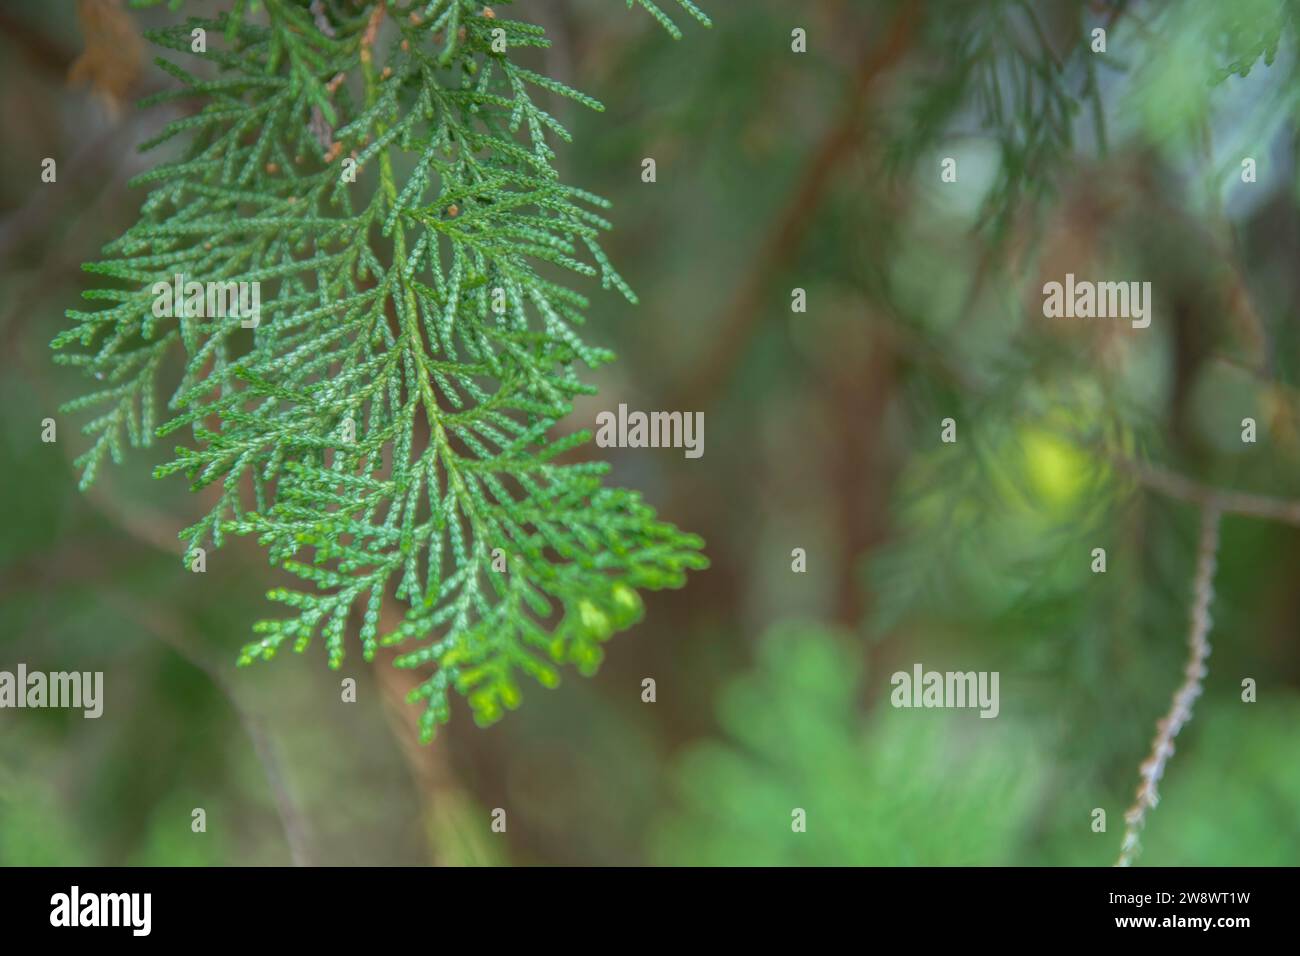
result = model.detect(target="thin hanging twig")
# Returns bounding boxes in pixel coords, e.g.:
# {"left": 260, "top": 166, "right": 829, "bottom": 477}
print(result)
{"left": 1115, "top": 504, "right": 1221, "bottom": 867}
{"left": 106, "top": 596, "right": 316, "bottom": 867}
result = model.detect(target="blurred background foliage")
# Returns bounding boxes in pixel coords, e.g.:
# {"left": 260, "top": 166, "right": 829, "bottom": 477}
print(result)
{"left": 1, "top": 0, "right": 1298, "bottom": 865}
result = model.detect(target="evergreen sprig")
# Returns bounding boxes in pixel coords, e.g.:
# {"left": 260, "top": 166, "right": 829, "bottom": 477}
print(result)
{"left": 53, "top": 0, "right": 709, "bottom": 740}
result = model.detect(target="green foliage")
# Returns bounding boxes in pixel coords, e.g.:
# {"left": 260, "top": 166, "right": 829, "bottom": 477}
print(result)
{"left": 888, "top": 0, "right": 1300, "bottom": 236}
{"left": 1115, "top": 0, "right": 1300, "bottom": 182}
{"left": 886, "top": 0, "right": 1111, "bottom": 239}
{"left": 52, "top": 0, "right": 707, "bottom": 740}
{"left": 128, "top": 794, "right": 227, "bottom": 866}
{"left": 0, "top": 769, "right": 84, "bottom": 865}
{"left": 867, "top": 379, "right": 1125, "bottom": 637}
{"left": 652, "top": 623, "right": 1044, "bottom": 865}
{"left": 624, "top": 0, "right": 711, "bottom": 41}
{"left": 1200, "top": 0, "right": 1294, "bottom": 82}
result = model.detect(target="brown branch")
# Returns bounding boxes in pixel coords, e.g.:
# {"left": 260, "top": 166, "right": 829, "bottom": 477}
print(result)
{"left": 828, "top": 325, "right": 897, "bottom": 625}
{"left": 0, "top": 8, "right": 77, "bottom": 78}
{"left": 672, "top": 1, "right": 920, "bottom": 410}
{"left": 1116, "top": 505, "right": 1220, "bottom": 867}
{"left": 1114, "top": 454, "right": 1300, "bottom": 528}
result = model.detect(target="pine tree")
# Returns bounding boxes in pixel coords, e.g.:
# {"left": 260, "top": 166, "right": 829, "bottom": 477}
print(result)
{"left": 51, "top": 0, "right": 710, "bottom": 741}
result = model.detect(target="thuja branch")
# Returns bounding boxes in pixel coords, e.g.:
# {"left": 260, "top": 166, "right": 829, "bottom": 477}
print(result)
{"left": 52, "top": 0, "right": 709, "bottom": 740}
{"left": 1116, "top": 505, "right": 1221, "bottom": 868}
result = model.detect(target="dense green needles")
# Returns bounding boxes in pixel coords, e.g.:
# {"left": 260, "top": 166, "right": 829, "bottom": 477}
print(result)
{"left": 52, "top": 0, "right": 710, "bottom": 740}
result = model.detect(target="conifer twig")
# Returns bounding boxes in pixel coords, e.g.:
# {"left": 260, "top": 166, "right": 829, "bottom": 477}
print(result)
{"left": 1115, "top": 504, "right": 1220, "bottom": 867}
{"left": 53, "top": 0, "right": 710, "bottom": 741}
{"left": 1114, "top": 454, "right": 1300, "bottom": 528}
